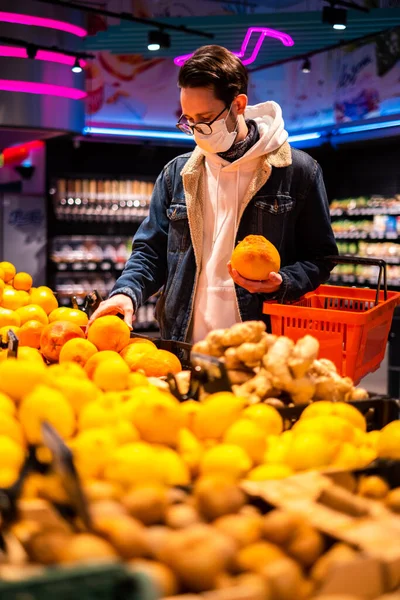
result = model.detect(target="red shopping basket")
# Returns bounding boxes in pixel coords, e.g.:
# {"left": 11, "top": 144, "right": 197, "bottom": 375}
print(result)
{"left": 263, "top": 256, "right": 400, "bottom": 384}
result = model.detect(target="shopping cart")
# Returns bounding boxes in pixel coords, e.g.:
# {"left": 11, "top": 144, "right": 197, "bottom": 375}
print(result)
{"left": 263, "top": 256, "right": 400, "bottom": 384}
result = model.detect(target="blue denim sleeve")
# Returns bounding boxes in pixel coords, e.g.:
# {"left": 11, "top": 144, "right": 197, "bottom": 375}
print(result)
{"left": 109, "top": 167, "right": 171, "bottom": 311}
{"left": 274, "top": 162, "right": 338, "bottom": 302}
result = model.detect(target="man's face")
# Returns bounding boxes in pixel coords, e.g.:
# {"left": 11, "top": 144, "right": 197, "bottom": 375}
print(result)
{"left": 180, "top": 86, "right": 237, "bottom": 133}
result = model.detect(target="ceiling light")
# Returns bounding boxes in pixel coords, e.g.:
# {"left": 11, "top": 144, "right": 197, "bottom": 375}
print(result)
{"left": 147, "top": 30, "right": 170, "bottom": 51}
{"left": 72, "top": 57, "right": 82, "bottom": 73}
{"left": 302, "top": 57, "right": 311, "bottom": 73}
{"left": 322, "top": 6, "right": 347, "bottom": 30}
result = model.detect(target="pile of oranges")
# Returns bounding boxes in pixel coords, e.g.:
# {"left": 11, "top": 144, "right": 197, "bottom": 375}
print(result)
{"left": 0, "top": 260, "right": 181, "bottom": 379}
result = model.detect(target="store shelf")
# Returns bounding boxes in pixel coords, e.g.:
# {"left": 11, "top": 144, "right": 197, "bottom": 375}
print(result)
{"left": 333, "top": 232, "right": 399, "bottom": 241}
{"left": 331, "top": 207, "right": 400, "bottom": 217}
{"left": 50, "top": 260, "right": 125, "bottom": 274}
{"left": 329, "top": 274, "right": 400, "bottom": 289}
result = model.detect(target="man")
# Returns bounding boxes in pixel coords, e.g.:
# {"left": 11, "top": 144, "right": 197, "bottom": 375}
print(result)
{"left": 89, "top": 45, "right": 338, "bottom": 342}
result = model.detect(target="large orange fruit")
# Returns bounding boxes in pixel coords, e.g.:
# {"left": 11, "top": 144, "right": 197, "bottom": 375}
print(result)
{"left": 231, "top": 235, "right": 280, "bottom": 281}
{"left": 59, "top": 338, "right": 98, "bottom": 367}
{"left": 0, "top": 279, "right": 4, "bottom": 303}
{"left": 121, "top": 337, "right": 157, "bottom": 351}
{"left": 120, "top": 342, "right": 155, "bottom": 371}
{"left": 131, "top": 349, "right": 182, "bottom": 377}
{"left": 18, "top": 320, "right": 45, "bottom": 349}
{"left": 13, "top": 272, "right": 33, "bottom": 291}
{"left": 85, "top": 350, "right": 124, "bottom": 379}
{"left": 0, "top": 308, "right": 20, "bottom": 328}
{"left": 30, "top": 287, "right": 58, "bottom": 315}
{"left": 40, "top": 321, "right": 85, "bottom": 363}
{"left": 49, "top": 307, "right": 88, "bottom": 327}
{"left": 16, "top": 304, "right": 48, "bottom": 325}
{"left": 87, "top": 316, "right": 130, "bottom": 352}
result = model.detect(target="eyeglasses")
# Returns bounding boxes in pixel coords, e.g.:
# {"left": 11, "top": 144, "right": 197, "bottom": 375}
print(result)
{"left": 176, "top": 104, "right": 229, "bottom": 136}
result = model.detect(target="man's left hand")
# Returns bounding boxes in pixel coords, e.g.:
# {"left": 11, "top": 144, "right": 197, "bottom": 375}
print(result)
{"left": 227, "top": 262, "right": 283, "bottom": 294}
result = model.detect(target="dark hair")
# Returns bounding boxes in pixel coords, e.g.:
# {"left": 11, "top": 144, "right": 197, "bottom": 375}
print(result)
{"left": 178, "top": 45, "right": 248, "bottom": 105}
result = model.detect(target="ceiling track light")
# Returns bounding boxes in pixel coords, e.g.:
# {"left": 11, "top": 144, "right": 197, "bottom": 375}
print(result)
{"left": 302, "top": 57, "right": 311, "bottom": 73}
{"left": 322, "top": 5, "right": 347, "bottom": 30}
{"left": 148, "top": 29, "right": 170, "bottom": 51}
{"left": 71, "top": 57, "right": 82, "bottom": 73}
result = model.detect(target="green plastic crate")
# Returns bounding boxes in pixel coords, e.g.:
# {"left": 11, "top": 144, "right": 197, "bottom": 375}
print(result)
{"left": 0, "top": 562, "right": 158, "bottom": 600}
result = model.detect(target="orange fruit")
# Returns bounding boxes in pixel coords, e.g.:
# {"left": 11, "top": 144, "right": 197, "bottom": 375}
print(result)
{"left": 0, "top": 267, "right": 5, "bottom": 281}
{"left": 0, "top": 262, "right": 16, "bottom": 283}
{"left": 40, "top": 320, "right": 85, "bottom": 363}
{"left": 0, "top": 279, "right": 4, "bottom": 303}
{"left": 0, "top": 308, "right": 21, "bottom": 328}
{"left": 2, "top": 288, "right": 29, "bottom": 310}
{"left": 121, "top": 337, "right": 157, "bottom": 351}
{"left": 15, "top": 304, "right": 48, "bottom": 326}
{"left": 0, "top": 325, "right": 20, "bottom": 343}
{"left": 50, "top": 375, "right": 101, "bottom": 415}
{"left": 120, "top": 342, "right": 155, "bottom": 370}
{"left": 0, "top": 413, "right": 25, "bottom": 446}
{"left": 59, "top": 338, "right": 98, "bottom": 367}
{"left": 93, "top": 359, "right": 131, "bottom": 392}
{"left": 130, "top": 349, "right": 182, "bottom": 377}
{"left": 0, "top": 358, "right": 47, "bottom": 402}
{"left": 13, "top": 272, "right": 33, "bottom": 291}
{"left": 19, "top": 385, "right": 75, "bottom": 444}
{"left": 30, "top": 287, "right": 58, "bottom": 315}
{"left": 87, "top": 316, "right": 130, "bottom": 352}
{"left": 45, "top": 362, "right": 88, "bottom": 384}
{"left": 18, "top": 320, "right": 45, "bottom": 349}
{"left": 49, "top": 307, "right": 71, "bottom": 322}
{"left": 231, "top": 235, "right": 280, "bottom": 281}
{"left": 0, "top": 392, "right": 16, "bottom": 417}
{"left": 63, "top": 309, "right": 88, "bottom": 327}
{"left": 16, "top": 347, "right": 44, "bottom": 364}
{"left": 85, "top": 350, "right": 124, "bottom": 379}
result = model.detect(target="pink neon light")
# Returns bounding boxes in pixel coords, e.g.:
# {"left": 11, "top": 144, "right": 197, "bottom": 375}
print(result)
{"left": 174, "top": 26, "right": 294, "bottom": 67}
{"left": 0, "top": 46, "right": 87, "bottom": 67}
{"left": 0, "top": 80, "right": 87, "bottom": 100}
{"left": 0, "top": 11, "right": 87, "bottom": 37}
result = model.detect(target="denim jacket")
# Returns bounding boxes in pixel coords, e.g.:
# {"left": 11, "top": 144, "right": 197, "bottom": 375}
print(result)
{"left": 111, "top": 142, "right": 338, "bottom": 341}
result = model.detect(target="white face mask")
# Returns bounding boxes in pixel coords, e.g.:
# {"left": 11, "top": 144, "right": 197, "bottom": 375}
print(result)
{"left": 194, "top": 104, "right": 238, "bottom": 153}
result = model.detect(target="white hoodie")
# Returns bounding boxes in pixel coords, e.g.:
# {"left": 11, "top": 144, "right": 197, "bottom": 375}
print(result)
{"left": 191, "top": 101, "right": 288, "bottom": 344}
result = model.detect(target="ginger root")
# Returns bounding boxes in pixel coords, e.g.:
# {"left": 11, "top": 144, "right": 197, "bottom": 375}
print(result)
{"left": 289, "top": 335, "right": 319, "bottom": 379}
{"left": 263, "top": 336, "right": 294, "bottom": 389}
{"left": 234, "top": 370, "right": 274, "bottom": 401}
{"left": 221, "top": 321, "right": 266, "bottom": 347}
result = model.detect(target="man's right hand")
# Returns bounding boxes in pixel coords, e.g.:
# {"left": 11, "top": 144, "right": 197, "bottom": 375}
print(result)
{"left": 87, "top": 294, "right": 135, "bottom": 330}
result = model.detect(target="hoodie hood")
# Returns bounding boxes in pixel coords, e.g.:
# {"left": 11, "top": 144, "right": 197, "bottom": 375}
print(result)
{"left": 198, "top": 101, "right": 288, "bottom": 170}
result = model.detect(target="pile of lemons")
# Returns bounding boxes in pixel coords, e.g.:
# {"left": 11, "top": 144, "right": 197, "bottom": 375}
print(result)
{"left": 0, "top": 349, "right": 398, "bottom": 494}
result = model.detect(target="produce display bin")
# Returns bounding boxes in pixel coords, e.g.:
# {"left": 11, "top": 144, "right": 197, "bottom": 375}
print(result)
{"left": 0, "top": 563, "right": 157, "bottom": 600}
{"left": 277, "top": 395, "right": 400, "bottom": 431}
{"left": 263, "top": 257, "right": 400, "bottom": 383}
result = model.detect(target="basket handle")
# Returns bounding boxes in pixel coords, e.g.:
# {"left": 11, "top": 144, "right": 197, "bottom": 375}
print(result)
{"left": 326, "top": 255, "right": 387, "bottom": 305}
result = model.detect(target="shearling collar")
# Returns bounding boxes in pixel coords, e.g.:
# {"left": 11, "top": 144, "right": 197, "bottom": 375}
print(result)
{"left": 181, "top": 141, "right": 292, "bottom": 177}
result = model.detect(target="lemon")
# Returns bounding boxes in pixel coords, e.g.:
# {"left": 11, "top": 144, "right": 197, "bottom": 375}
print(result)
{"left": 332, "top": 443, "right": 360, "bottom": 470}
{"left": 357, "top": 445, "right": 377, "bottom": 468}
{"left": 19, "top": 385, "right": 75, "bottom": 444}
{"left": 178, "top": 428, "right": 204, "bottom": 474}
{"left": 200, "top": 444, "right": 252, "bottom": 480}
{"left": 78, "top": 395, "right": 121, "bottom": 430}
{"left": 0, "top": 358, "right": 47, "bottom": 402}
{"left": 300, "top": 401, "right": 367, "bottom": 432}
{"left": 127, "top": 372, "right": 149, "bottom": 389}
{"left": 0, "top": 468, "right": 19, "bottom": 488}
{"left": 242, "top": 404, "right": 283, "bottom": 436}
{"left": 181, "top": 400, "right": 202, "bottom": 431}
{"left": 104, "top": 442, "right": 163, "bottom": 487}
{"left": 377, "top": 421, "right": 400, "bottom": 460}
{"left": 263, "top": 435, "right": 290, "bottom": 465}
{"left": 50, "top": 375, "right": 102, "bottom": 415}
{"left": 247, "top": 464, "right": 294, "bottom": 481}
{"left": 44, "top": 362, "right": 88, "bottom": 384}
{"left": 287, "top": 432, "right": 337, "bottom": 471}
{"left": 70, "top": 428, "right": 116, "bottom": 479}
{"left": 193, "top": 392, "right": 245, "bottom": 440}
{"left": 109, "top": 420, "right": 140, "bottom": 445}
{"left": 293, "top": 415, "right": 356, "bottom": 444}
{"left": 224, "top": 419, "right": 266, "bottom": 464}
{"left": 365, "top": 430, "right": 381, "bottom": 450}
{"left": 0, "top": 435, "right": 25, "bottom": 470}
{"left": 153, "top": 446, "right": 191, "bottom": 486}
{"left": 131, "top": 390, "right": 185, "bottom": 446}
{"left": 0, "top": 412, "right": 25, "bottom": 446}
{"left": 15, "top": 347, "right": 44, "bottom": 364}
{"left": 0, "top": 392, "right": 16, "bottom": 417}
